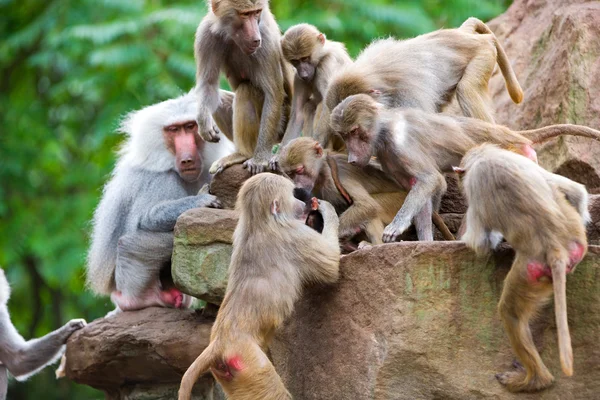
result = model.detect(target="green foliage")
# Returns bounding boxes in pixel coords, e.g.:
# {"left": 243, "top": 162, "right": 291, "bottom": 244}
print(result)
{"left": 0, "top": 0, "right": 510, "bottom": 398}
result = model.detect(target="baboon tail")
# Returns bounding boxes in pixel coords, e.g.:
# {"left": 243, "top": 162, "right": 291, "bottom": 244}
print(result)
{"left": 432, "top": 212, "right": 455, "bottom": 241}
{"left": 520, "top": 124, "right": 600, "bottom": 144}
{"left": 550, "top": 260, "right": 573, "bottom": 376}
{"left": 461, "top": 17, "right": 523, "bottom": 104}
{"left": 178, "top": 342, "right": 217, "bottom": 400}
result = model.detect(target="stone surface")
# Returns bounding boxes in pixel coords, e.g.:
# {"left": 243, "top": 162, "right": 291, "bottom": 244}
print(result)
{"left": 439, "top": 175, "right": 467, "bottom": 214}
{"left": 209, "top": 164, "right": 252, "bottom": 209}
{"left": 173, "top": 208, "right": 238, "bottom": 304}
{"left": 488, "top": 0, "right": 600, "bottom": 190}
{"left": 271, "top": 243, "right": 600, "bottom": 400}
{"left": 65, "top": 308, "right": 215, "bottom": 394}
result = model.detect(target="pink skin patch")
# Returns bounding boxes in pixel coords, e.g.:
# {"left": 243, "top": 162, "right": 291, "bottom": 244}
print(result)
{"left": 526, "top": 260, "right": 551, "bottom": 283}
{"left": 227, "top": 355, "right": 245, "bottom": 372}
{"left": 527, "top": 242, "right": 585, "bottom": 283}
{"left": 522, "top": 144, "right": 538, "bottom": 163}
{"left": 409, "top": 177, "right": 417, "bottom": 187}
{"left": 568, "top": 242, "right": 585, "bottom": 272}
{"left": 111, "top": 287, "right": 186, "bottom": 311}
{"left": 159, "top": 287, "right": 184, "bottom": 309}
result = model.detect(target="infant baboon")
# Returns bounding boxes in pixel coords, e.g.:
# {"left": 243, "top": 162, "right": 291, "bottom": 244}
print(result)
{"left": 457, "top": 144, "right": 589, "bottom": 392}
{"left": 330, "top": 93, "right": 600, "bottom": 242}
{"left": 326, "top": 17, "right": 523, "bottom": 124}
{"left": 178, "top": 174, "right": 340, "bottom": 400}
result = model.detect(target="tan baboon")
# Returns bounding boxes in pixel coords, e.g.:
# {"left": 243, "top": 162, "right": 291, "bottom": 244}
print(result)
{"left": 456, "top": 144, "right": 589, "bottom": 392}
{"left": 194, "top": 0, "right": 293, "bottom": 175}
{"left": 178, "top": 174, "right": 340, "bottom": 400}
{"left": 325, "top": 17, "right": 523, "bottom": 124}
{"left": 330, "top": 93, "right": 600, "bottom": 241}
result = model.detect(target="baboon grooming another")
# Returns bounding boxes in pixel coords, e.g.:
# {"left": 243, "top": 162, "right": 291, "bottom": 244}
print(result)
{"left": 278, "top": 24, "right": 351, "bottom": 149}
{"left": 456, "top": 144, "right": 589, "bottom": 392}
{"left": 330, "top": 94, "right": 600, "bottom": 242}
{"left": 87, "top": 92, "right": 233, "bottom": 312}
{"left": 178, "top": 174, "right": 340, "bottom": 400}
{"left": 195, "top": 0, "right": 293, "bottom": 175}
{"left": 0, "top": 269, "right": 86, "bottom": 399}
{"left": 326, "top": 17, "right": 522, "bottom": 124}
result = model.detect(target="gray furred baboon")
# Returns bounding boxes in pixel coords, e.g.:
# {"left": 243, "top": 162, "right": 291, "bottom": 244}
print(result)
{"left": 0, "top": 269, "right": 85, "bottom": 399}
{"left": 330, "top": 94, "right": 600, "bottom": 242}
{"left": 456, "top": 144, "right": 589, "bottom": 392}
{"left": 325, "top": 17, "right": 523, "bottom": 124}
{"left": 178, "top": 174, "right": 340, "bottom": 400}
{"left": 195, "top": 0, "right": 293, "bottom": 175}
{"left": 87, "top": 91, "right": 234, "bottom": 312}
{"left": 277, "top": 24, "right": 351, "bottom": 150}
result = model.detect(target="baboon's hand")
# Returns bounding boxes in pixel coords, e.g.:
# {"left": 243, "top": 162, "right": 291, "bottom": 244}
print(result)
{"left": 269, "top": 154, "right": 280, "bottom": 172}
{"left": 316, "top": 199, "right": 336, "bottom": 218}
{"left": 243, "top": 157, "right": 268, "bottom": 175}
{"left": 198, "top": 116, "right": 221, "bottom": 143}
{"left": 382, "top": 220, "right": 410, "bottom": 243}
{"left": 66, "top": 319, "right": 87, "bottom": 334}
{"left": 197, "top": 193, "right": 222, "bottom": 209}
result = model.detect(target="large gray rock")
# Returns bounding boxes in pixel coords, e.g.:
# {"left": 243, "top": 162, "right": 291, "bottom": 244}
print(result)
{"left": 172, "top": 208, "right": 238, "bottom": 304}
{"left": 488, "top": 0, "right": 600, "bottom": 190}
{"left": 64, "top": 308, "right": 222, "bottom": 400}
{"left": 271, "top": 243, "right": 600, "bottom": 400}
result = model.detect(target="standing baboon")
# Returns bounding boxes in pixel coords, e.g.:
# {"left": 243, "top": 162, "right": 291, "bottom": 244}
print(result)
{"left": 87, "top": 92, "right": 234, "bottom": 312}
{"left": 0, "top": 269, "right": 86, "bottom": 399}
{"left": 456, "top": 144, "right": 589, "bottom": 392}
{"left": 195, "top": 0, "right": 293, "bottom": 175}
{"left": 330, "top": 94, "right": 600, "bottom": 241}
{"left": 278, "top": 24, "right": 351, "bottom": 149}
{"left": 325, "top": 17, "right": 522, "bottom": 124}
{"left": 178, "top": 174, "right": 340, "bottom": 400}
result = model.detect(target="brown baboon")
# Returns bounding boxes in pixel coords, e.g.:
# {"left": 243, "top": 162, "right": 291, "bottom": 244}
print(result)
{"left": 456, "top": 144, "right": 589, "bottom": 392}
{"left": 194, "top": 0, "right": 293, "bottom": 175}
{"left": 178, "top": 174, "right": 340, "bottom": 400}
{"left": 330, "top": 94, "right": 600, "bottom": 241}
{"left": 278, "top": 24, "right": 351, "bottom": 149}
{"left": 325, "top": 17, "right": 522, "bottom": 124}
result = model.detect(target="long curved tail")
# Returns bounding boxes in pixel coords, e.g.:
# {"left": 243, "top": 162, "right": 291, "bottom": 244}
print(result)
{"left": 461, "top": 17, "right": 523, "bottom": 104}
{"left": 519, "top": 124, "right": 600, "bottom": 144}
{"left": 179, "top": 342, "right": 217, "bottom": 400}
{"left": 550, "top": 260, "right": 573, "bottom": 376}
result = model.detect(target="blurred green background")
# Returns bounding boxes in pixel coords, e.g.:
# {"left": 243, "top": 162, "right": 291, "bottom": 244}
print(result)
{"left": 0, "top": 0, "right": 511, "bottom": 398}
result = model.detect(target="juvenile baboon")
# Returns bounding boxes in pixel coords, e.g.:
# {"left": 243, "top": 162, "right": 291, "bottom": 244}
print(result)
{"left": 325, "top": 17, "right": 522, "bottom": 124}
{"left": 0, "top": 269, "right": 86, "bottom": 399}
{"left": 178, "top": 174, "right": 340, "bottom": 400}
{"left": 278, "top": 137, "right": 404, "bottom": 244}
{"left": 456, "top": 144, "right": 589, "bottom": 392}
{"left": 87, "top": 92, "right": 234, "bottom": 312}
{"left": 278, "top": 24, "right": 351, "bottom": 149}
{"left": 195, "top": 0, "right": 293, "bottom": 175}
{"left": 293, "top": 188, "right": 324, "bottom": 233}
{"left": 330, "top": 94, "right": 600, "bottom": 241}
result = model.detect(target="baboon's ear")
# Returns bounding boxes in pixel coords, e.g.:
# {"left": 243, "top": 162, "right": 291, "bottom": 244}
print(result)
{"left": 210, "top": 0, "right": 220, "bottom": 14}
{"left": 452, "top": 166, "right": 466, "bottom": 175}
{"left": 317, "top": 33, "right": 326, "bottom": 44}
{"left": 314, "top": 142, "right": 323, "bottom": 157}
{"left": 270, "top": 199, "right": 280, "bottom": 216}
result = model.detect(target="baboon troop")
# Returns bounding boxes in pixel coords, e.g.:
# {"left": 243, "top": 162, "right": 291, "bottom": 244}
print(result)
{"left": 9, "top": 0, "right": 594, "bottom": 398}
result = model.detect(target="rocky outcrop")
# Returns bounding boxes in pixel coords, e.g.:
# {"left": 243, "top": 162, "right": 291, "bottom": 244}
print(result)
{"left": 271, "top": 243, "right": 600, "bottom": 400}
{"left": 488, "top": 0, "right": 600, "bottom": 190}
{"left": 172, "top": 208, "right": 237, "bottom": 304}
{"left": 209, "top": 164, "right": 251, "bottom": 209}
{"left": 64, "top": 308, "right": 222, "bottom": 400}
